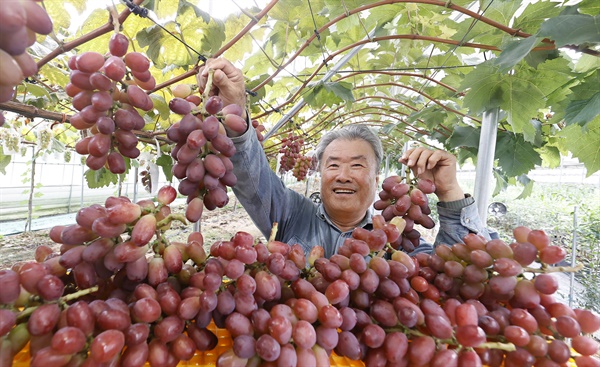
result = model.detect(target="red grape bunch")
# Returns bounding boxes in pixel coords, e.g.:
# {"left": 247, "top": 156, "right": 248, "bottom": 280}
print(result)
{"left": 166, "top": 90, "right": 247, "bottom": 222}
{"left": 373, "top": 175, "right": 436, "bottom": 252}
{"left": 1, "top": 215, "right": 600, "bottom": 366}
{"left": 68, "top": 32, "right": 156, "bottom": 174}
{"left": 292, "top": 155, "right": 313, "bottom": 181}
{"left": 278, "top": 133, "right": 303, "bottom": 173}
{"left": 0, "top": 0, "right": 53, "bottom": 126}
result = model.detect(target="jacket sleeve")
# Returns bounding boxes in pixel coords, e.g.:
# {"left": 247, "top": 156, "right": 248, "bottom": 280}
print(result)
{"left": 435, "top": 196, "right": 493, "bottom": 247}
{"left": 229, "top": 127, "right": 304, "bottom": 239}
{"left": 409, "top": 196, "right": 495, "bottom": 256}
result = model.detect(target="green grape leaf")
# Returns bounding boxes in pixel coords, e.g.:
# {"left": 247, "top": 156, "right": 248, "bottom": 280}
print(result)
{"left": 538, "top": 145, "right": 561, "bottom": 168}
{"left": 494, "top": 36, "right": 540, "bottom": 73}
{"left": 23, "top": 83, "right": 52, "bottom": 101}
{"left": 447, "top": 126, "right": 481, "bottom": 149}
{"left": 539, "top": 14, "right": 600, "bottom": 48}
{"left": 501, "top": 77, "right": 546, "bottom": 143}
{"left": 0, "top": 146, "right": 11, "bottom": 175}
{"left": 460, "top": 63, "right": 503, "bottom": 114}
{"left": 323, "top": 82, "right": 355, "bottom": 103}
{"left": 492, "top": 169, "right": 509, "bottom": 197}
{"left": 564, "top": 92, "right": 600, "bottom": 127}
{"left": 150, "top": 94, "right": 170, "bottom": 120}
{"left": 85, "top": 168, "right": 119, "bottom": 189}
{"left": 515, "top": 175, "right": 534, "bottom": 199}
{"left": 156, "top": 154, "right": 174, "bottom": 182}
{"left": 559, "top": 118, "right": 600, "bottom": 176}
{"left": 578, "top": 0, "right": 600, "bottom": 16}
{"left": 495, "top": 132, "right": 542, "bottom": 177}
{"left": 513, "top": 1, "right": 562, "bottom": 34}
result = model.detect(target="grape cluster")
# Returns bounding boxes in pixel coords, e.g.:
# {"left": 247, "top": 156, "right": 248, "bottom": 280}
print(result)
{"left": 292, "top": 155, "right": 313, "bottom": 181}
{"left": 0, "top": 0, "right": 53, "bottom": 112}
{"left": 68, "top": 33, "right": 156, "bottom": 174}
{"left": 166, "top": 90, "right": 247, "bottom": 222}
{"left": 374, "top": 175, "right": 436, "bottom": 252}
{"left": 278, "top": 133, "right": 303, "bottom": 173}
{"left": 3, "top": 201, "right": 600, "bottom": 367}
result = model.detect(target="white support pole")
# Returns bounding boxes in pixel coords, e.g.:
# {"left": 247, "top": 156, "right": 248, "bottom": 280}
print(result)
{"left": 473, "top": 108, "right": 499, "bottom": 224}
{"left": 263, "top": 30, "right": 376, "bottom": 140}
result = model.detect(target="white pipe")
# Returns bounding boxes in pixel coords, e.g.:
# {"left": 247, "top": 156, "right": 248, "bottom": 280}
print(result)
{"left": 473, "top": 108, "right": 499, "bottom": 224}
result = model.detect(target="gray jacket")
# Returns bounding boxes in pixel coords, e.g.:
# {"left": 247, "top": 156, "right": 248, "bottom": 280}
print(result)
{"left": 230, "top": 127, "right": 493, "bottom": 258}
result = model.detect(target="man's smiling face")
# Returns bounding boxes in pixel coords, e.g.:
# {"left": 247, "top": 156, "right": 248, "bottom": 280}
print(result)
{"left": 319, "top": 138, "right": 378, "bottom": 229}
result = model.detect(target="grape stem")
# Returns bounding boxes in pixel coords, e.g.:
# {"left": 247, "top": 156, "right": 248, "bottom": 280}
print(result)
{"left": 269, "top": 222, "right": 279, "bottom": 242}
{"left": 384, "top": 325, "right": 516, "bottom": 351}
{"left": 16, "top": 286, "right": 100, "bottom": 321}
{"left": 201, "top": 69, "right": 215, "bottom": 115}
{"left": 523, "top": 263, "right": 584, "bottom": 273}
{"left": 156, "top": 213, "right": 188, "bottom": 228}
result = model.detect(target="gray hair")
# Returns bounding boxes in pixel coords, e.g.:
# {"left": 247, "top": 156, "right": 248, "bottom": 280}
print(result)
{"left": 315, "top": 125, "right": 383, "bottom": 172}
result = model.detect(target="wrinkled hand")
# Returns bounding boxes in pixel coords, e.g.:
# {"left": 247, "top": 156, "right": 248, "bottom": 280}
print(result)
{"left": 197, "top": 58, "right": 247, "bottom": 135}
{"left": 399, "top": 147, "right": 465, "bottom": 202}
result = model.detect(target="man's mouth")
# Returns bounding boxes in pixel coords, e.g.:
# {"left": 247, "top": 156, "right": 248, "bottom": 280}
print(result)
{"left": 333, "top": 189, "right": 355, "bottom": 194}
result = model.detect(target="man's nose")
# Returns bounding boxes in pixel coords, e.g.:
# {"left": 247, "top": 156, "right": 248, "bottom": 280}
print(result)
{"left": 336, "top": 165, "right": 352, "bottom": 182}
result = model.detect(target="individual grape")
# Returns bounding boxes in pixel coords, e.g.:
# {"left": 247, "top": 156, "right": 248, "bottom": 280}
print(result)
{"left": 30, "top": 347, "right": 72, "bottom": 367}
{"left": 408, "top": 336, "right": 436, "bottom": 365}
{"left": 572, "top": 335, "right": 599, "bottom": 356}
{"left": 125, "top": 52, "right": 150, "bottom": 72}
{"left": 169, "top": 98, "right": 192, "bottom": 115}
{"left": 27, "top": 303, "right": 60, "bottom": 336}
{"left": 104, "top": 55, "right": 127, "bottom": 81}
{"left": 51, "top": 326, "right": 87, "bottom": 354}
{"left": 166, "top": 334, "right": 193, "bottom": 361}
{"left": 0, "top": 309, "right": 16, "bottom": 337}
{"left": 504, "top": 325, "right": 530, "bottom": 347}
{"left": 154, "top": 315, "right": 184, "bottom": 343}
{"left": 534, "top": 274, "right": 558, "bottom": 294}
{"left": 0, "top": 269, "right": 21, "bottom": 304}
{"left": 205, "top": 95, "right": 223, "bottom": 114}
{"left": 121, "top": 342, "right": 149, "bottom": 367}
{"left": 76, "top": 51, "right": 105, "bottom": 73}
{"left": 512, "top": 241, "right": 538, "bottom": 266}
{"left": 172, "top": 84, "right": 192, "bottom": 98}
{"left": 255, "top": 334, "right": 281, "bottom": 362}
{"left": 455, "top": 325, "right": 486, "bottom": 347}
{"left": 555, "top": 315, "right": 581, "bottom": 337}
{"left": 335, "top": 330, "right": 361, "bottom": 360}
{"left": 548, "top": 339, "right": 570, "bottom": 363}
{"left": 36, "top": 274, "right": 64, "bottom": 301}
{"left": 539, "top": 245, "right": 567, "bottom": 264}
{"left": 576, "top": 309, "right": 600, "bottom": 334}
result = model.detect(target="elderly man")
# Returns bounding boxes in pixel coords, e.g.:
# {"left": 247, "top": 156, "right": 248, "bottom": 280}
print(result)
{"left": 197, "top": 58, "right": 492, "bottom": 257}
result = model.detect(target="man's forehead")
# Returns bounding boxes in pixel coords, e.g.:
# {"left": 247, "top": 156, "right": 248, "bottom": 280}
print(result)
{"left": 323, "top": 139, "right": 376, "bottom": 159}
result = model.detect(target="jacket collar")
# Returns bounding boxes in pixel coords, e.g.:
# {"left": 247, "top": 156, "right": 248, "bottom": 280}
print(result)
{"left": 315, "top": 203, "right": 374, "bottom": 233}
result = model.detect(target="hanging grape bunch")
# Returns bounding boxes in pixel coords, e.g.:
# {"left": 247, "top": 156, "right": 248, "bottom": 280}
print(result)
{"left": 278, "top": 133, "right": 303, "bottom": 173}
{"left": 292, "top": 155, "right": 313, "bottom": 181}
{"left": 166, "top": 70, "right": 247, "bottom": 223}
{"left": 0, "top": 0, "right": 54, "bottom": 126}
{"left": 373, "top": 175, "right": 436, "bottom": 252}
{"left": 68, "top": 32, "right": 156, "bottom": 174}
